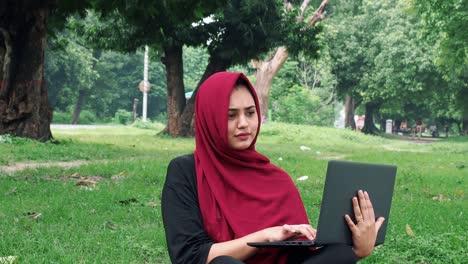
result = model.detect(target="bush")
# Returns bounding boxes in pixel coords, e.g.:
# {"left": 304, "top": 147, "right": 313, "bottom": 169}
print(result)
{"left": 272, "top": 85, "right": 335, "bottom": 126}
{"left": 114, "top": 109, "right": 133, "bottom": 125}
{"left": 52, "top": 108, "right": 98, "bottom": 124}
{"left": 79, "top": 110, "right": 97, "bottom": 124}
{"left": 154, "top": 112, "right": 167, "bottom": 124}
{"left": 52, "top": 111, "right": 71, "bottom": 124}
{"left": 131, "top": 118, "right": 156, "bottom": 130}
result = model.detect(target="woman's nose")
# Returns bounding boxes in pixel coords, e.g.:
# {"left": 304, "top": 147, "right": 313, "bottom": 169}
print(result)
{"left": 237, "top": 114, "right": 248, "bottom": 128}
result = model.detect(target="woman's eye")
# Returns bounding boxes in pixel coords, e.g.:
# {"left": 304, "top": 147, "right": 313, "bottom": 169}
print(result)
{"left": 247, "top": 111, "right": 255, "bottom": 116}
{"left": 228, "top": 113, "right": 236, "bottom": 119}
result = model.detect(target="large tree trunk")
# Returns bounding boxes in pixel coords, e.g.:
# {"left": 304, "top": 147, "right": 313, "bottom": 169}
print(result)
{"left": 161, "top": 45, "right": 186, "bottom": 136}
{"left": 361, "top": 102, "right": 379, "bottom": 135}
{"left": 344, "top": 94, "right": 356, "bottom": 129}
{"left": 177, "top": 55, "right": 230, "bottom": 137}
{"left": 252, "top": 47, "right": 289, "bottom": 123}
{"left": 252, "top": 0, "right": 328, "bottom": 124}
{"left": 0, "top": 4, "right": 52, "bottom": 141}
{"left": 70, "top": 89, "right": 86, "bottom": 124}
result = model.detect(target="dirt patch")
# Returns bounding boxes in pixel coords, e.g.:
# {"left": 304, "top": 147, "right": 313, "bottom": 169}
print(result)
{"left": 0, "top": 160, "right": 91, "bottom": 174}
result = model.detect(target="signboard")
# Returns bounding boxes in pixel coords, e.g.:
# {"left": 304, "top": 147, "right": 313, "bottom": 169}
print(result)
{"left": 139, "top": 80, "right": 151, "bottom": 93}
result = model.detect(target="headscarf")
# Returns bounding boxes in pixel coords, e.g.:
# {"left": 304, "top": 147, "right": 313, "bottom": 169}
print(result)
{"left": 194, "top": 72, "right": 309, "bottom": 263}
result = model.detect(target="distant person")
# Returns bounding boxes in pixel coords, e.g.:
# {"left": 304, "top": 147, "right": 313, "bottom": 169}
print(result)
{"left": 162, "top": 72, "right": 385, "bottom": 264}
{"left": 444, "top": 125, "right": 449, "bottom": 138}
{"left": 416, "top": 119, "right": 423, "bottom": 139}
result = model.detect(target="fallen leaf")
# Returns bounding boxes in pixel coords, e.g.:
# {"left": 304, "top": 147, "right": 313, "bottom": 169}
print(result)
{"left": 118, "top": 171, "right": 125, "bottom": 176}
{"left": 455, "top": 189, "right": 463, "bottom": 196}
{"left": 299, "top": 146, "right": 311, "bottom": 151}
{"left": 26, "top": 212, "right": 42, "bottom": 220}
{"left": 0, "top": 256, "right": 17, "bottom": 264}
{"left": 432, "top": 194, "right": 451, "bottom": 202}
{"left": 76, "top": 178, "right": 96, "bottom": 188}
{"left": 278, "top": 157, "right": 283, "bottom": 161}
{"left": 71, "top": 172, "right": 79, "bottom": 178}
{"left": 146, "top": 202, "right": 159, "bottom": 207}
{"left": 297, "top": 176, "right": 309, "bottom": 181}
{"left": 405, "top": 224, "right": 415, "bottom": 237}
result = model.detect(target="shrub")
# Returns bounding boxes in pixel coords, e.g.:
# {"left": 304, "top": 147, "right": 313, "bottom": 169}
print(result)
{"left": 52, "top": 111, "right": 72, "bottom": 124}
{"left": 79, "top": 110, "right": 97, "bottom": 124}
{"left": 272, "top": 85, "right": 335, "bottom": 126}
{"left": 114, "top": 109, "right": 133, "bottom": 125}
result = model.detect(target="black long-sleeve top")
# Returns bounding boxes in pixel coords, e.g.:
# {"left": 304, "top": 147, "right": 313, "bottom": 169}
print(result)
{"left": 162, "top": 154, "right": 214, "bottom": 264}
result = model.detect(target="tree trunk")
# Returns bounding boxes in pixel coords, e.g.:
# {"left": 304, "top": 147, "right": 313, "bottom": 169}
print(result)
{"left": 252, "top": 0, "right": 329, "bottom": 124}
{"left": 70, "top": 89, "right": 86, "bottom": 124}
{"left": 344, "top": 94, "right": 356, "bottom": 129}
{"left": 68, "top": 51, "right": 100, "bottom": 125}
{"left": 460, "top": 87, "right": 468, "bottom": 135}
{"left": 252, "top": 46, "right": 289, "bottom": 123}
{"left": 361, "top": 102, "right": 379, "bottom": 135}
{"left": 0, "top": 5, "right": 52, "bottom": 141}
{"left": 161, "top": 45, "right": 186, "bottom": 136}
{"left": 176, "top": 55, "right": 229, "bottom": 137}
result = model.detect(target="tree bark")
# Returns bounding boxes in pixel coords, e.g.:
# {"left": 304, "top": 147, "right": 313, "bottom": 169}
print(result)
{"left": 176, "top": 55, "right": 229, "bottom": 137}
{"left": 161, "top": 45, "right": 186, "bottom": 136}
{"left": 70, "top": 89, "right": 86, "bottom": 124}
{"left": 361, "top": 102, "right": 379, "bottom": 135}
{"left": 0, "top": 4, "right": 53, "bottom": 141}
{"left": 344, "top": 94, "right": 356, "bottom": 129}
{"left": 252, "top": 46, "right": 289, "bottom": 123}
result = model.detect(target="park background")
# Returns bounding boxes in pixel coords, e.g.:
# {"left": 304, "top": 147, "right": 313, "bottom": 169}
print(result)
{"left": 0, "top": 0, "right": 467, "bottom": 263}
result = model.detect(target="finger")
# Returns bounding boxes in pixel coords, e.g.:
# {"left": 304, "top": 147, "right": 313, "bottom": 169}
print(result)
{"left": 298, "top": 225, "right": 315, "bottom": 240}
{"left": 375, "top": 217, "right": 385, "bottom": 232}
{"left": 298, "top": 224, "right": 316, "bottom": 239}
{"left": 307, "top": 225, "right": 317, "bottom": 238}
{"left": 364, "top": 191, "right": 376, "bottom": 220}
{"left": 344, "top": 214, "right": 357, "bottom": 232}
{"left": 352, "top": 196, "right": 363, "bottom": 223}
{"left": 358, "top": 190, "right": 367, "bottom": 220}
{"left": 282, "top": 224, "right": 295, "bottom": 234}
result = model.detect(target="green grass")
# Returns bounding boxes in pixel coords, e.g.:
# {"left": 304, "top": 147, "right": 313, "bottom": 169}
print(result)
{"left": 0, "top": 123, "right": 466, "bottom": 263}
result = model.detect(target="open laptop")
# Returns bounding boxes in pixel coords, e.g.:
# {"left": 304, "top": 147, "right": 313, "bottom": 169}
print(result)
{"left": 247, "top": 160, "right": 397, "bottom": 248}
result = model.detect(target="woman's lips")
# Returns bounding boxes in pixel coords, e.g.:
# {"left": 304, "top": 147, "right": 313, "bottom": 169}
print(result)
{"left": 235, "top": 133, "right": 250, "bottom": 140}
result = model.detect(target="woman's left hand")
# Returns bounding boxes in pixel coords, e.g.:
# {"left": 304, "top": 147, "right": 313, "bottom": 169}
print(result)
{"left": 344, "top": 190, "right": 385, "bottom": 259}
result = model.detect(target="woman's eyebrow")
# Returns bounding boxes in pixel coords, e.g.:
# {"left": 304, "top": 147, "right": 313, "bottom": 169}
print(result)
{"left": 229, "top": 105, "right": 255, "bottom": 111}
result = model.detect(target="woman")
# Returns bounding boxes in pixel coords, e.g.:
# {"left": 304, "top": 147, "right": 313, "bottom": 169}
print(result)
{"left": 162, "top": 72, "right": 384, "bottom": 264}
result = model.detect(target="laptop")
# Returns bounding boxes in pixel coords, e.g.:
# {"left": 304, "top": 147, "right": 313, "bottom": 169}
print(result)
{"left": 247, "top": 160, "right": 397, "bottom": 248}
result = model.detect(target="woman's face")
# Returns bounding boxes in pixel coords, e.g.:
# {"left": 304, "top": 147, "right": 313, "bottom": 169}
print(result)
{"left": 227, "top": 85, "right": 259, "bottom": 150}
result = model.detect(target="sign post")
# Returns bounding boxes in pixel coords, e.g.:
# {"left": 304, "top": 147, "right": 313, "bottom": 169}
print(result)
{"left": 139, "top": 45, "right": 150, "bottom": 122}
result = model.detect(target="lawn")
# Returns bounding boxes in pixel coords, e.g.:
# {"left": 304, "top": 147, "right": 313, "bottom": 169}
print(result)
{"left": 0, "top": 123, "right": 466, "bottom": 263}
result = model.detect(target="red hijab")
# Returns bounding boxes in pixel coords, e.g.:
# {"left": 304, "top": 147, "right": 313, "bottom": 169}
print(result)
{"left": 194, "top": 72, "right": 309, "bottom": 263}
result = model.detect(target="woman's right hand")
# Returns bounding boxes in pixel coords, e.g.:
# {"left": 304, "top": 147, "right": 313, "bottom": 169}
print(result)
{"left": 263, "top": 224, "right": 316, "bottom": 242}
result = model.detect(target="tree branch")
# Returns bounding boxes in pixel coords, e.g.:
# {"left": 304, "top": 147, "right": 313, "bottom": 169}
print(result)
{"left": 307, "top": 0, "right": 328, "bottom": 27}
